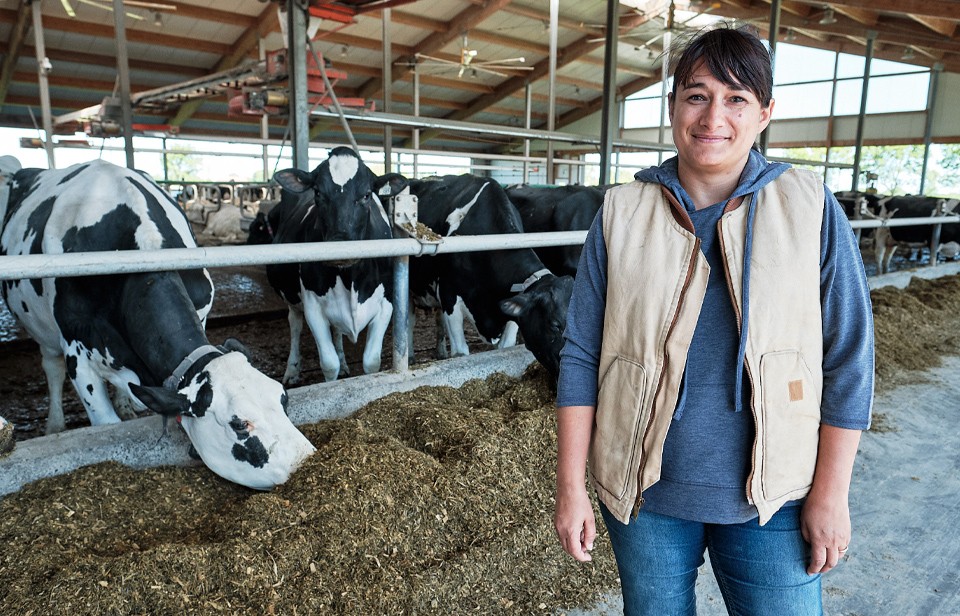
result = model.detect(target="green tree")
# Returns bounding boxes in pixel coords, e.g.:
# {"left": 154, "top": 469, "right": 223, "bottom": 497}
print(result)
{"left": 164, "top": 147, "right": 202, "bottom": 182}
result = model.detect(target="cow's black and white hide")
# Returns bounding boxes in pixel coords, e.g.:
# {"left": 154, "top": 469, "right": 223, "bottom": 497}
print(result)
{"left": 269, "top": 147, "right": 408, "bottom": 384}
{"left": 505, "top": 183, "right": 603, "bottom": 277}
{"left": 0, "top": 159, "right": 314, "bottom": 489}
{"left": 407, "top": 174, "right": 574, "bottom": 383}
{"left": 869, "top": 195, "right": 960, "bottom": 273}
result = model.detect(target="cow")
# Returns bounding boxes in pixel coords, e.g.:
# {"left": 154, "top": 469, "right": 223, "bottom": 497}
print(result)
{"left": 505, "top": 183, "right": 603, "bottom": 277}
{"left": 0, "top": 414, "right": 12, "bottom": 459}
{"left": 867, "top": 195, "right": 960, "bottom": 273}
{"left": 407, "top": 174, "right": 574, "bottom": 382}
{"left": 0, "top": 158, "right": 314, "bottom": 490}
{"left": 268, "top": 147, "right": 407, "bottom": 384}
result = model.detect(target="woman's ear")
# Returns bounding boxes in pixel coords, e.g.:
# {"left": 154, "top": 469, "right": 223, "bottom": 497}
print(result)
{"left": 667, "top": 92, "right": 675, "bottom": 121}
{"left": 759, "top": 98, "right": 775, "bottom": 131}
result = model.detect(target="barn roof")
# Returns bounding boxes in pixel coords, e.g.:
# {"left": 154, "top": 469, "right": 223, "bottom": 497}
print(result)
{"left": 0, "top": 0, "right": 958, "bottom": 153}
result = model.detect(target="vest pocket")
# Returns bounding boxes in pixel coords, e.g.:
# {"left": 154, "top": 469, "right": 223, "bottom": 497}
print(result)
{"left": 589, "top": 357, "right": 648, "bottom": 500}
{"left": 758, "top": 350, "right": 821, "bottom": 501}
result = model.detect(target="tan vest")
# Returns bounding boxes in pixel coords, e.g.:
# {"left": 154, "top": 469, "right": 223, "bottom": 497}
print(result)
{"left": 590, "top": 169, "right": 825, "bottom": 525}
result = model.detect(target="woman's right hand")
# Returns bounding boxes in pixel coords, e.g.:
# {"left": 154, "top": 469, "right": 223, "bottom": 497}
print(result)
{"left": 555, "top": 482, "right": 597, "bottom": 561}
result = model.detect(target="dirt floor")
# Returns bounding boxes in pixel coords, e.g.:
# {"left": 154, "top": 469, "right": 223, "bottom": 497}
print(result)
{"left": 3, "top": 246, "right": 960, "bottom": 615}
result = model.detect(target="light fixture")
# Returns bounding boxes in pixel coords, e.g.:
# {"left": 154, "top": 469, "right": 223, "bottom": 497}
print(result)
{"left": 340, "top": 44, "right": 348, "bottom": 58}
{"left": 785, "top": 28, "right": 796, "bottom": 42}
{"left": 574, "top": 85, "right": 581, "bottom": 96}
{"left": 153, "top": 12, "right": 162, "bottom": 27}
{"left": 819, "top": 7, "right": 837, "bottom": 25}
{"left": 902, "top": 46, "right": 915, "bottom": 60}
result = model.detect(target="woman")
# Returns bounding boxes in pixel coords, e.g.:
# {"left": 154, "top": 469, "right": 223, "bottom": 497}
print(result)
{"left": 554, "top": 24, "right": 873, "bottom": 615}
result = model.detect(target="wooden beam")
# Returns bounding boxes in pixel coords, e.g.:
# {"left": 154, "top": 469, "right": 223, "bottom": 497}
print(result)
{"left": 909, "top": 15, "right": 957, "bottom": 38}
{"left": 832, "top": 5, "right": 879, "bottom": 26}
{"left": 0, "top": 2, "right": 32, "bottom": 108}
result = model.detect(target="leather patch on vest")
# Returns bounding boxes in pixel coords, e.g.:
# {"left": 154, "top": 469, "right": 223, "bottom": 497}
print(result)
{"left": 788, "top": 379, "right": 804, "bottom": 402}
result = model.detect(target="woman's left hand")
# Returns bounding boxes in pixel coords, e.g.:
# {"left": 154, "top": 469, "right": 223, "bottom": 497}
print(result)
{"left": 800, "top": 424, "right": 862, "bottom": 574}
{"left": 800, "top": 489, "right": 850, "bottom": 574}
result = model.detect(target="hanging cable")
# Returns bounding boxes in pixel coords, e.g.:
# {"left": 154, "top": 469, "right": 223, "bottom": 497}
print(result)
{"left": 305, "top": 37, "right": 359, "bottom": 153}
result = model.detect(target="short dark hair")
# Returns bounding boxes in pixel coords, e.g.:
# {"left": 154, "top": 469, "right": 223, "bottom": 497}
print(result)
{"left": 670, "top": 23, "right": 774, "bottom": 107}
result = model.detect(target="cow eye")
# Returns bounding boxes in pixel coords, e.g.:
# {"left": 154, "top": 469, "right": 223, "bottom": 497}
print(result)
{"left": 229, "top": 416, "right": 252, "bottom": 437}
{"left": 360, "top": 191, "right": 372, "bottom": 203}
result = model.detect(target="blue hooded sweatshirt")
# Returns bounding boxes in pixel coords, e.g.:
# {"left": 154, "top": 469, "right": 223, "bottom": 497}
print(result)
{"left": 557, "top": 149, "right": 874, "bottom": 524}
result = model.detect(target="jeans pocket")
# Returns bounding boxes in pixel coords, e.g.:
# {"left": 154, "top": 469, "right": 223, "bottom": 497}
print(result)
{"left": 758, "top": 350, "right": 821, "bottom": 501}
{"left": 590, "top": 356, "right": 649, "bottom": 500}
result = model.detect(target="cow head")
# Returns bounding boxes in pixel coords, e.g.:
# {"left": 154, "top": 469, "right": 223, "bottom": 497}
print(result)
{"left": 273, "top": 147, "right": 408, "bottom": 253}
{"left": 129, "top": 351, "right": 315, "bottom": 490}
{"left": 500, "top": 274, "right": 574, "bottom": 384}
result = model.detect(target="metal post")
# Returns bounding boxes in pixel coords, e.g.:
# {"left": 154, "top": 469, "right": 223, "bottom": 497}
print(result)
{"left": 382, "top": 8, "right": 392, "bottom": 171}
{"left": 657, "top": 30, "right": 671, "bottom": 165}
{"left": 546, "top": 0, "right": 559, "bottom": 184}
{"left": 112, "top": 0, "right": 135, "bottom": 169}
{"left": 599, "top": 0, "right": 618, "bottom": 184}
{"left": 413, "top": 62, "right": 420, "bottom": 177}
{"left": 523, "top": 84, "right": 531, "bottom": 183}
{"left": 759, "top": 0, "right": 780, "bottom": 153}
{"left": 260, "top": 38, "right": 270, "bottom": 180}
{"left": 852, "top": 31, "right": 877, "bottom": 192}
{"left": 919, "top": 63, "right": 942, "bottom": 196}
{"left": 288, "top": 0, "right": 310, "bottom": 170}
{"left": 30, "top": 1, "right": 55, "bottom": 169}
{"left": 825, "top": 51, "right": 840, "bottom": 185}
{"left": 161, "top": 137, "right": 169, "bottom": 181}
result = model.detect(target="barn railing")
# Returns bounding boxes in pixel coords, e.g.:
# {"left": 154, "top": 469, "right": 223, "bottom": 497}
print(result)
{"left": 1, "top": 214, "right": 957, "bottom": 376}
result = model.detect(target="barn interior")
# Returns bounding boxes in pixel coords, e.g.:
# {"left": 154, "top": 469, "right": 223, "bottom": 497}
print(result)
{"left": 1, "top": 0, "right": 959, "bottom": 189}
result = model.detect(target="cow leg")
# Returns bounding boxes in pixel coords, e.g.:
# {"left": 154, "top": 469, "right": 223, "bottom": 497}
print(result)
{"left": 39, "top": 350, "right": 68, "bottom": 435}
{"left": 883, "top": 245, "right": 897, "bottom": 274}
{"left": 334, "top": 332, "right": 349, "bottom": 378}
{"left": 69, "top": 353, "right": 122, "bottom": 429}
{"left": 300, "top": 298, "right": 342, "bottom": 382}
{"left": 361, "top": 300, "right": 393, "bottom": 375}
{"left": 283, "top": 305, "right": 305, "bottom": 385}
{"left": 496, "top": 321, "right": 520, "bottom": 349}
{"left": 435, "top": 309, "right": 450, "bottom": 359}
{"left": 441, "top": 299, "right": 470, "bottom": 358}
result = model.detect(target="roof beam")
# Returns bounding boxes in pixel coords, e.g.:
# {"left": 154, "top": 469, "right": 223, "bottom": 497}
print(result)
{"left": 0, "top": 2, "right": 32, "bottom": 109}
{"left": 909, "top": 15, "right": 957, "bottom": 38}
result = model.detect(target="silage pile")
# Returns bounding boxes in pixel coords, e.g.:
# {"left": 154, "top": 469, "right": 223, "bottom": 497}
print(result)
{"left": 0, "top": 366, "right": 618, "bottom": 615}
{"left": 3, "top": 274, "right": 960, "bottom": 615}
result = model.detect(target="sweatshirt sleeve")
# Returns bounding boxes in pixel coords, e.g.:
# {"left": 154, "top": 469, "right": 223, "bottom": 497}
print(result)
{"left": 555, "top": 205, "right": 608, "bottom": 408}
{"left": 819, "top": 189, "right": 874, "bottom": 430}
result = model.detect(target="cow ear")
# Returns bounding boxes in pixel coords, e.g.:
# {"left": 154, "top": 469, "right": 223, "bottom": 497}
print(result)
{"left": 129, "top": 382, "right": 192, "bottom": 417}
{"left": 374, "top": 173, "right": 409, "bottom": 197}
{"left": 273, "top": 168, "right": 314, "bottom": 194}
{"left": 219, "top": 337, "right": 252, "bottom": 359}
{"left": 500, "top": 294, "right": 532, "bottom": 319}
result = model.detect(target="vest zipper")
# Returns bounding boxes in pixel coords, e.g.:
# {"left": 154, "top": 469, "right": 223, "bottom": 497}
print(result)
{"left": 632, "top": 235, "right": 702, "bottom": 519}
{"left": 718, "top": 214, "right": 759, "bottom": 504}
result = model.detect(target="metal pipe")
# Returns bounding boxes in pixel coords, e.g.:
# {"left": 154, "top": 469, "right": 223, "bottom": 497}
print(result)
{"left": 919, "top": 63, "right": 942, "bottom": 196}
{"left": 30, "top": 1, "right": 55, "bottom": 169}
{"left": 523, "top": 83, "right": 531, "bottom": 184}
{"left": 288, "top": 0, "right": 310, "bottom": 170}
{"left": 0, "top": 232, "right": 590, "bottom": 281}
{"left": 413, "top": 62, "right": 420, "bottom": 177}
{"left": 546, "top": 0, "right": 559, "bottom": 184}
{"left": 852, "top": 31, "right": 877, "bottom": 192}
{"left": 260, "top": 38, "right": 271, "bottom": 180}
{"left": 391, "top": 255, "right": 410, "bottom": 372}
{"left": 111, "top": 0, "right": 135, "bottom": 169}
{"left": 599, "top": 0, "right": 618, "bottom": 185}
{"left": 382, "top": 8, "right": 393, "bottom": 171}
{"left": 759, "top": 0, "right": 781, "bottom": 153}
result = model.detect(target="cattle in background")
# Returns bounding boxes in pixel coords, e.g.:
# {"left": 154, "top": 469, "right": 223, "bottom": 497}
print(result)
{"left": 505, "top": 184, "right": 604, "bottom": 277}
{"left": 867, "top": 195, "right": 960, "bottom": 273}
{"left": 268, "top": 147, "right": 407, "bottom": 384}
{"left": 0, "top": 414, "right": 12, "bottom": 459}
{"left": 0, "top": 159, "right": 314, "bottom": 490}
{"left": 408, "top": 174, "right": 574, "bottom": 382}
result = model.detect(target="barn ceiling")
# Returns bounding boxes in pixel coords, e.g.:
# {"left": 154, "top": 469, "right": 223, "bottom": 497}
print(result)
{"left": 0, "top": 0, "right": 958, "bottom": 154}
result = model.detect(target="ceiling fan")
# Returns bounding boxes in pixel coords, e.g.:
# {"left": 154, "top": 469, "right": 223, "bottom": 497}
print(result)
{"left": 408, "top": 34, "right": 534, "bottom": 79}
{"left": 60, "top": 0, "right": 177, "bottom": 21}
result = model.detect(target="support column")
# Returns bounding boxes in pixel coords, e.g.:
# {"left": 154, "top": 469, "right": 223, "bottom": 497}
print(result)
{"left": 919, "top": 63, "right": 942, "bottom": 196}
{"left": 599, "top": 0, "right": 618, "bottom": 185}
{"left": 546, "top": 0, "right": 559, "bottom": 184}
{"left": 30, "top": 0, "right": 55, "bottom": 168}
{"left": 287, "top": 0, "right": 310, "bottom": 170}
{"left": 759, "top": 0, "right": 781, "bottom": 153}
{"left": 382, "top": 8, "right": 392, "bottom": 170}
{"left": 112, "top": 0, "right": 135, "bottom": 169}
{"left": 851, "top": 31, "right": 877, "bottom": 192}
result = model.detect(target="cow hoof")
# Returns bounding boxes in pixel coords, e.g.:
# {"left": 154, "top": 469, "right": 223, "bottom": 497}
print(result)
{"left": 0, "top": 421, "right": 14, "bottom": 459}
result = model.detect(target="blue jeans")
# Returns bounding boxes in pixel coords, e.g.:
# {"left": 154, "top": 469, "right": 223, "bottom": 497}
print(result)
{"left": 600, "top": 502, "right": 822, "bottom": 616}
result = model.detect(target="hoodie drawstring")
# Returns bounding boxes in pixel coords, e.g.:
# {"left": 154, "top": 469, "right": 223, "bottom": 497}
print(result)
{"left": 733, "top": 195, "right": 758, "bottom": 413}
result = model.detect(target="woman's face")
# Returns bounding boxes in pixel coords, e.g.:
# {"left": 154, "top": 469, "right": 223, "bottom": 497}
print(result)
{"left": 669, "top": 60, "right": 773, "bottom": 179}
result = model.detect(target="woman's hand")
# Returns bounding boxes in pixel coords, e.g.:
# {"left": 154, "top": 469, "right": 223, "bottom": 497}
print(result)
{"left": 555, "top": 482, "right": 597, "bottom": 561}
{"left": 801, "top": 424, "right": 862, "bottom": 574}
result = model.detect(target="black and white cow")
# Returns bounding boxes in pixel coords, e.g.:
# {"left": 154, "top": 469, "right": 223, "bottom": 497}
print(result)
{"left": 0, "top": 158, "right": 314, "bottom": 489}
{"left": 0, "top": 414, "right": 13, "bottom": 459}
{"left": 505, "top": 183, "right": 604, "bottom": 277}
{"left": 268, "top": 147, "right": 407, "bottom": 384}
{"left": 407, "top": 174, "right": 574, "bottom": 382}
{"left": 867, "top": 194, "right": 960, "bottom": 273}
